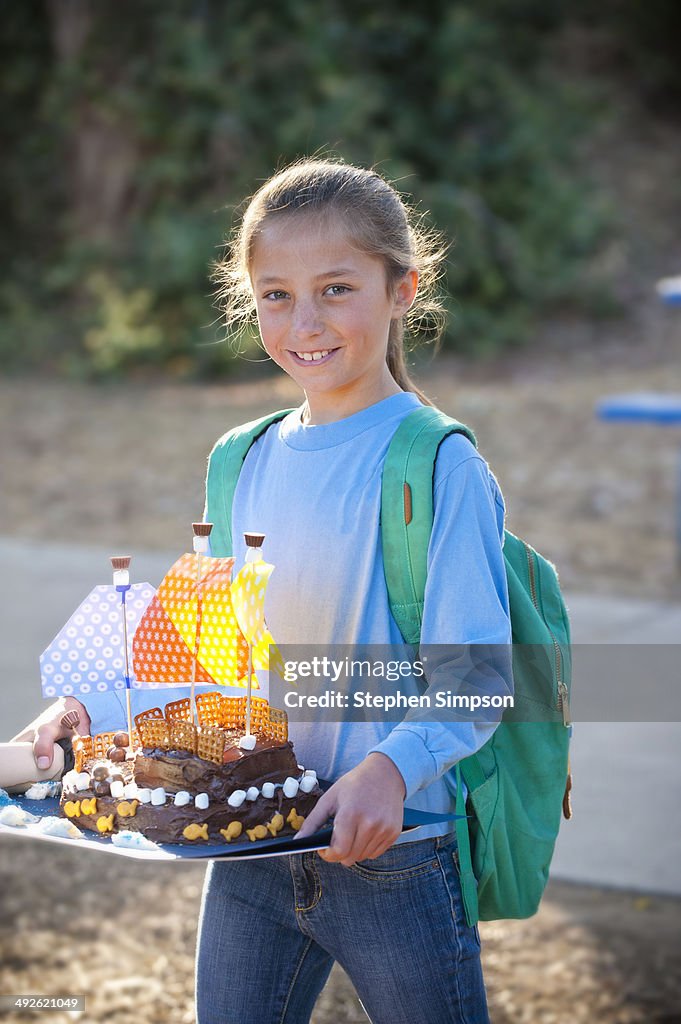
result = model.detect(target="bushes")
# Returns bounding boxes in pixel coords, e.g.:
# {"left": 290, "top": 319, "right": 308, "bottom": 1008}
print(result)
{"left": 1, "top": 0, "right": 615, "bottom": 376}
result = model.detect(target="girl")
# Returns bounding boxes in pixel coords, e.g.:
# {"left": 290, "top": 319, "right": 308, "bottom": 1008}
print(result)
{"left": 196, "top": 158, "right": 511, "bottom": 1023}
{"left": 18, "top": 158, "right": 511, "bottom": 1023}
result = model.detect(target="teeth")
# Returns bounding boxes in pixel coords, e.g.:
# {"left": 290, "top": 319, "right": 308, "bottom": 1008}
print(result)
{"left": 296, "top": 350, "right": 330, "bottom": 361}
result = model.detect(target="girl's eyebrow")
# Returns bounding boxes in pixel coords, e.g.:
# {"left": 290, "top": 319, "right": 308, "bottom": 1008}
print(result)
{"left": 314, "top": 267, "right": 360, "bottom": 279}
{"left": 257, "top": 267, "right": 360, "bottom": 286}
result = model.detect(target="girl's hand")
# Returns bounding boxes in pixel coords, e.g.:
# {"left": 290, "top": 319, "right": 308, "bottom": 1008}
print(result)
{"left": 10, "top": 697, "right": 91, "bottom": 770}
{"left": 295, "top": 752, "right": 406, "bottom": 866}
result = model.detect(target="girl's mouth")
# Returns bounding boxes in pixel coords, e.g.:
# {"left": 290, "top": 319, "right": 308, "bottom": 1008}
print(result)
{"left": 289, "top": 348, "right": 339, "bottom": 366}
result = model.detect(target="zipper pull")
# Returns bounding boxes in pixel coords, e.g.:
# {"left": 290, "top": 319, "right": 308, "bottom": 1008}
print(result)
{"left": 558, "top": 681, "right": 571, "bottom": 727}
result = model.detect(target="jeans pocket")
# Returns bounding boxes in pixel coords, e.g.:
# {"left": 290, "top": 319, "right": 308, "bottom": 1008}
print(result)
{"left": 348, "top": 839, "right": 440, "bottom": 883}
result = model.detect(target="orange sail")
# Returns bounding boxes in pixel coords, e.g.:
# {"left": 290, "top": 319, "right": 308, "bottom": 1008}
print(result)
{"left": 132, "top": 553, "right": 256, "bottom": 688}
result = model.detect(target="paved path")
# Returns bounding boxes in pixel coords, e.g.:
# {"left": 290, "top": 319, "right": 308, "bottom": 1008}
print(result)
{"left": 1, "top": 537, "right": 680, "bottom": 894}
{"left": 550, "top": 593, "right": 681, "bottom": 894}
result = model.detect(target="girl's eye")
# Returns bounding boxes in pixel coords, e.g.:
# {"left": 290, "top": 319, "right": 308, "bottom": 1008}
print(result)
{"left": 264, "top": 290, "right": 289, "bottom": 301}
{"left": 325, "top": 285, "right": 350, "bottom": 297}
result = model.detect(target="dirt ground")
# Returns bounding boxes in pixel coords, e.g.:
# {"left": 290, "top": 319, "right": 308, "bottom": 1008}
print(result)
{"left": 1, "top": 832, "right": 680, "bottom": 1024}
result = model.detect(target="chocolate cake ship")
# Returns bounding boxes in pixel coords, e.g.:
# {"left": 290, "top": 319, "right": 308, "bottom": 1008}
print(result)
{"left": 53, "top": 528, "right": 321, "bottom": 845}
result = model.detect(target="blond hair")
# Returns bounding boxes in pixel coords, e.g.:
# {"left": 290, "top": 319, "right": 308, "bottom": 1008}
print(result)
{"left": 213, "top": 158, "right": 448, "bottom": 403}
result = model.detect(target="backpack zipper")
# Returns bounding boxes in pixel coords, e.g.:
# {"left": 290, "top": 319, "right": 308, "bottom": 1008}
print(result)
{"left": 523, "top": 540, "right": 571, "bottom": 727}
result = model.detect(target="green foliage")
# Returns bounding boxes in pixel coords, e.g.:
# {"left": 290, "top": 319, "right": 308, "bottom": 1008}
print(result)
{"left": 0, "top": 0, "right": 619, "bottom": 376}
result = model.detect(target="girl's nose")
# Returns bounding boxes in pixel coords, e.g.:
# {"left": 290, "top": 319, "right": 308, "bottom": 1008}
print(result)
{"left": 292, "top": 300, "right": 323, "bottom": 338}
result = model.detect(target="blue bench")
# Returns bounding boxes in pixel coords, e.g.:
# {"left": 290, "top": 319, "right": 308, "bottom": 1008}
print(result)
{"left": 657, "top": 275, "right": 681, "bottom": 307}
{"left": 596, "top": 392, "right": 681, "bottom": 564}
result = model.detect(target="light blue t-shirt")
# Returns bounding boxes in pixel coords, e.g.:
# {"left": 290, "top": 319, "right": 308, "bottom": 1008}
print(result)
{"left": 235, "top": 392, "right": 511, "bottom": 839}
{"left": 86, "top": 392, "right": 512, "bottom": 841}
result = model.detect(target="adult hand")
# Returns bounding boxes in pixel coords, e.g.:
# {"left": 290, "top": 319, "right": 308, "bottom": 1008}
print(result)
{"left": 295, "top": 751, "right": 406, "bottom": 866}
{"left": 10, "top": 697, "right": 91, "bottom": 771}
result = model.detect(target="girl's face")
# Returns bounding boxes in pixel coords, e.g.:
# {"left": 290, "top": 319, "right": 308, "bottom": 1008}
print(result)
{"left": 249, "top": 215, "right": 418, "bottom": 423}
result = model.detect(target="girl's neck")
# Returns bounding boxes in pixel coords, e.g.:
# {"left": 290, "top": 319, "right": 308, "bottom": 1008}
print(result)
{"left": 301, "top": 376, "right": 403, "bottom": 426}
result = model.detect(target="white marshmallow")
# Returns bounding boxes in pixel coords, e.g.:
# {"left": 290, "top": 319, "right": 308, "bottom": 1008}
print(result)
{"left": 239, "top": 733, "right": 257, "bottom": 751}
{"left": 151, "top": 787, "right": 166, "bottom": 806}
{"left": 261, "top": 782, "right": 275, "bottom": 799}
{"left": 76, "top": 772, "right": 91, "bottom": 792}
{"left": 195, "top": 793, "right": 209, "bottom": 810}
{"left": 299, "top": 775, "right": 317, "bottom": 794}
{"left": 303, "top": 769, "right": 317, "bottom": 779}
{"left": 61, "top": 770, "right": 81, "bottom": 791}
{"left": 109, "top": 780, "right": 125, "bottom": 799}
{"left": 174, "top": 791, "right": 191, "bottom": 807}
{"left": 193, "top": 535, "right": 210, "bottom": 554}
{"left": 123, "top": 782, "right": 139, "bottom": 800}
{"left": 246, "top": 786, "right": 259, "bottom": 802}
{"left": 137, "top": 788, "right": 152, "bottom": 804}
{"left": 227, "top": 789, "right": 246, "bottom": 809}
{"left": 283, "top": 777, "right": 299, "bottom": 799}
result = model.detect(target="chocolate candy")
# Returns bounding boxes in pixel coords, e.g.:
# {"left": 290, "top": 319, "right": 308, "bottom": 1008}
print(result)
{"left": 106, "top": 746, "right": 126, "bottom": 763}
{"left": 91, "top": 763, "right": 110, "bottom": 782}
{"left": 94, "top": 781, "right": 111, "bottom": 797}
{"left": 113, "top": 732, "right": 129, "bottom": 748}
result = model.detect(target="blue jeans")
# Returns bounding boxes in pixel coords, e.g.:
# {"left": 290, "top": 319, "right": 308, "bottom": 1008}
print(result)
{"left": 195, "top": 832, "right": 490, "bottom": 1024}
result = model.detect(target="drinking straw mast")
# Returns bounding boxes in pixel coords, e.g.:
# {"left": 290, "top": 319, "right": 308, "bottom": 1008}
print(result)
{"left": 243, "top": 532, "right": 266, "bottom": 737}
{"left": 110, "top": 555, "right": 134, "bottom": 743}
{"left": 190, "top": 522, "right": 213, "bottom": 724}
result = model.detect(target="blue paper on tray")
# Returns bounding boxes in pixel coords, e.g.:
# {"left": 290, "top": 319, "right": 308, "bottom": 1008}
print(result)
{"left": 0, "top": 794, "right": 465, "bottom": 862}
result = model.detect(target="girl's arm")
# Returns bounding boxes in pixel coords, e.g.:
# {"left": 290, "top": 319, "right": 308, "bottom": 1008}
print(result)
{"left": 298, "top": 446, "right": 512, "bottom": 862}
{"left": 366, "top": 452, "right": 512, "bottom": 799}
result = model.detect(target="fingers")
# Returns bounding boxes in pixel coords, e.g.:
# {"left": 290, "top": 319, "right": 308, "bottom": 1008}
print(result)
{"left": 359, "top": 828, "right": 402, "bottom": 863}
{"left": 33, "top": 722, "right": 61, "bottom": 770}
{"left": 319, "top": 814, "right": 359, "bottom": 866}
{"left": 12, "top": 698, "right": 90, "bottom": 770}
{"left": 295, "top": 789, "right": 336, "bottom": 841}
{"left": 320, "top": 813, "right": 400, "bottom": 866}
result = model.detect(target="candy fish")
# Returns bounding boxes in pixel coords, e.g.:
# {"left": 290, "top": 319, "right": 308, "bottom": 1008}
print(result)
{"left": 246, "top": 824, "right": 269, "bottom": 842}
{"left": 219, "top": 821, "right": 243, "bottom": 843}
{"left": 79, "top": 797, "right": 98, "bottom": 816}
{"left": 287, "top": 808, "right": 305, "bottom": 831}
{"left": 267, "top": 813, "right": 284, "bottom": 836}
{"left": 117, "top": 800, "right": 139, "bottom": 818}
{"left": 63, "top": 800, "right": 81, "bottom": 818}
{"left": 96, "top": 814, "right": 115, "bottom": 833}
{"left": 183, "top": 823, "right": 209, "bottom": 841}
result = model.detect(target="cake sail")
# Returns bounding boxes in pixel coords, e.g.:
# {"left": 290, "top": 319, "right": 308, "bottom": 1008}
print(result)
{"left": 39, "top": 581, "right": 156, "bottom": 699}
{"left": 131, "top": 550, "right": 281, "bottom": 689}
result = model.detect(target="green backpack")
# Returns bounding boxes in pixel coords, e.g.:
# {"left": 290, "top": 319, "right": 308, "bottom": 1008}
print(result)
{"left": 205, "top": 405, "right": 573, "bottom": 926}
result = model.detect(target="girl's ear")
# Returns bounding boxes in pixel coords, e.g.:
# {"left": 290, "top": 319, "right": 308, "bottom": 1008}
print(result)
{"left": 392, "top": 269, "right": 419, "bottom": 316}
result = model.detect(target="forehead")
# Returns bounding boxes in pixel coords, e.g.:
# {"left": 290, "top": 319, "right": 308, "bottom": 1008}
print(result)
{"left": 250, "top": 214, "right": 382, "bottom": 281}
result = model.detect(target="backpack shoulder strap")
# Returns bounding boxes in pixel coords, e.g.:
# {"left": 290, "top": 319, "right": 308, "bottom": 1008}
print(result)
{"left": 205, "top": 408, "right": 294, "bottom": 557}
{"left": 381, "top": 405, "right": 477, "bottom": 645}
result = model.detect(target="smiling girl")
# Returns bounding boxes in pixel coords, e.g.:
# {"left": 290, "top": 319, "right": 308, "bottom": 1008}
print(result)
{"left": 192, "top": 159, "right": 512, "bottom": 1023}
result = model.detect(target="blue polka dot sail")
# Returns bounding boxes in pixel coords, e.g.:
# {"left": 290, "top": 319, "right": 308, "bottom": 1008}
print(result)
{"left": 39, "top": 583, "right": 156, "bottom": 699}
